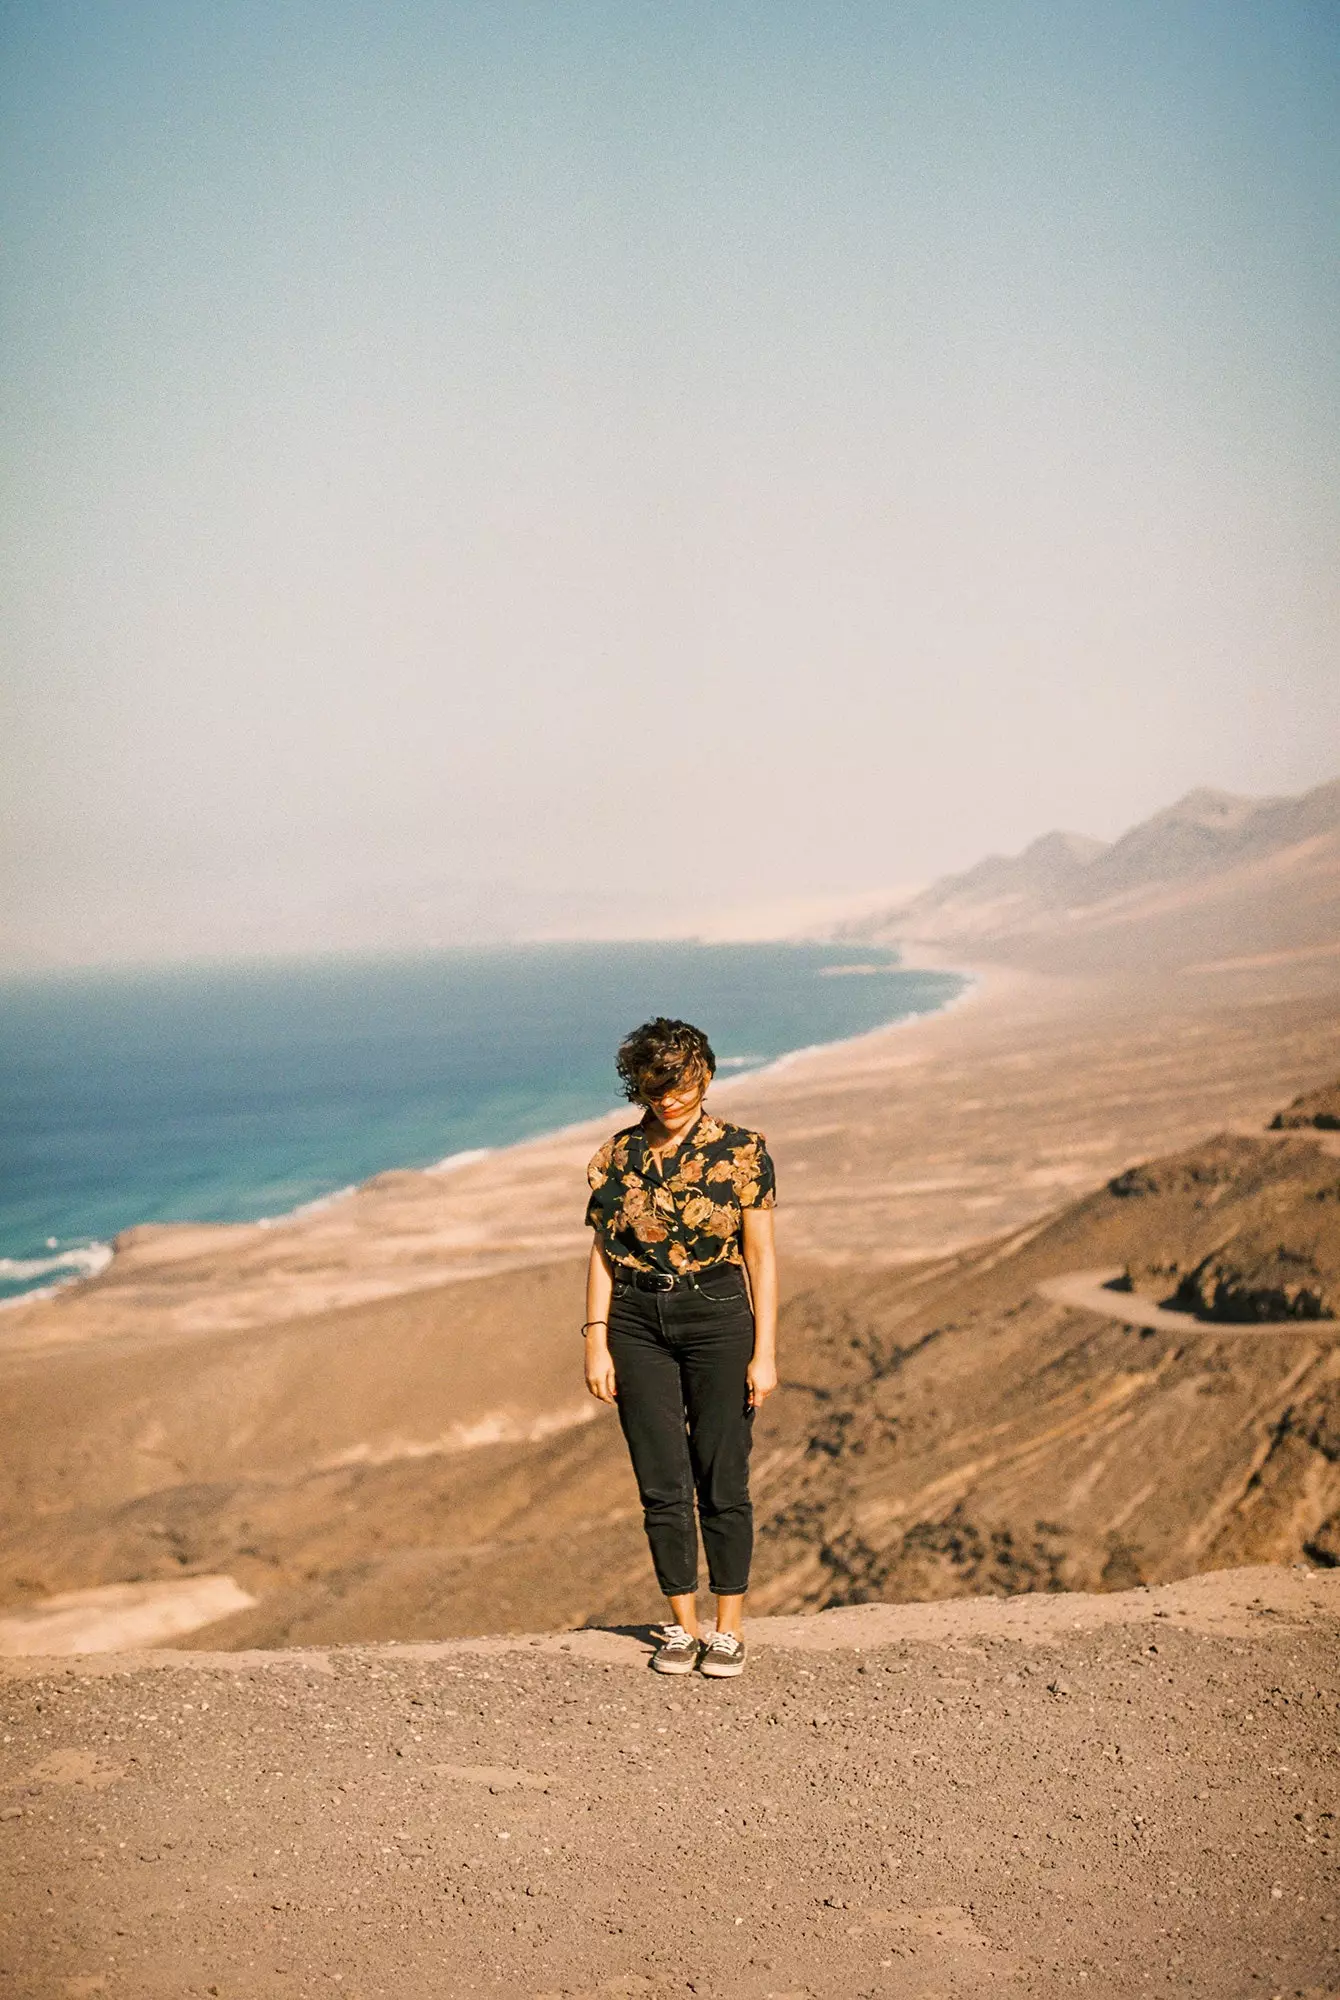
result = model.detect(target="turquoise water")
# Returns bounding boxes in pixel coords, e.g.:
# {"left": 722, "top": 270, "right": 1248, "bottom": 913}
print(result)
{"left": 0, "top": 941, "right": 965, "bottom": 1302}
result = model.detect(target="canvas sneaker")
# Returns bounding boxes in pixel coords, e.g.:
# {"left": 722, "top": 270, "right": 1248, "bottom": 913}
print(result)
{"left": 650, "top": 1623, "right": 702, "bottom": 1675}
{"left": 698, "top": 1631, "right": 746, "bottom": 1678}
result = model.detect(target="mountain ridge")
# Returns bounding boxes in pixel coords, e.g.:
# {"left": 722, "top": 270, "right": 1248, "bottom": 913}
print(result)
{"left": 841, "top": 775, "right": 1340, "bottom": 968}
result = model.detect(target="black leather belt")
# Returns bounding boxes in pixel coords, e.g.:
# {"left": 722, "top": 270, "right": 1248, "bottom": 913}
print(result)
{"left": 614, "top": 1267, "right": 740, "bottom": 1294}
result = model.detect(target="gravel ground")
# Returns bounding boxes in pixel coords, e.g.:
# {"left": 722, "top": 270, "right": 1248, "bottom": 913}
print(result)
{"left": 2, "top": 1572, "right": 1338, "bottom": 2000}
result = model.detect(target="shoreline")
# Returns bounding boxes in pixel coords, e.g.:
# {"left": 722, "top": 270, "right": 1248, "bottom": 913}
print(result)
{"left": 1, "top": 949, "right": 972, "bottom": 1314}
{"left": 4, "top": 948, "right": 1334, "bottom": 1348}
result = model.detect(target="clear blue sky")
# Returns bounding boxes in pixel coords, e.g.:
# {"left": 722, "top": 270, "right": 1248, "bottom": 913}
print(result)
{"left": 3, "top": 1, "right": 1337, "bottom": 963}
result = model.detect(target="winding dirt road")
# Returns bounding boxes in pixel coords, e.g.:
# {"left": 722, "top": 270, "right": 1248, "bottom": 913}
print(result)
{"left": 1039, "top": 1267, "right": 1340, "bottom": 1336}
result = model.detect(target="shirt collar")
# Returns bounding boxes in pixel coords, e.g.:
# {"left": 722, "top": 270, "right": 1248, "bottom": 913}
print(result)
{"left": 634, "top": 1108, "right": 704, "bottom": 1172}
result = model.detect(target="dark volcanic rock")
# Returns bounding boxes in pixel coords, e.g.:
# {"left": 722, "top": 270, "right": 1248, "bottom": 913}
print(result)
{"left": 1271, "top": 1077, "right": 1340, "bottom": 1131}
{"left": 1104, "top": 1133, "right": 1340, "bottom": 1320}
{"left": 1107, "top": 1133, "right": 1268, "bottom": 1200}
{"left": 1173, "top": 1239, "right": 1334, "bottom": 1320}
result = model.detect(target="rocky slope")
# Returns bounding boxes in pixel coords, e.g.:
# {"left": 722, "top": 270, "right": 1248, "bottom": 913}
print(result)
{"left": 4, "top": 1092, "right": 1339, "bottom": 1650}
{"left": 1274, "top": 1078, "right": 1340, "bottom": 1131}
{"left": 1109, "top": 1130, "right": 1340, "bottom": 1321}
{"left": 744, "top": 1123, "right": 1340, "bottom": 1616}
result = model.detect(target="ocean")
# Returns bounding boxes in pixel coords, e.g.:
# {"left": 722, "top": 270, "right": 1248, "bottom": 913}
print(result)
{"left": 0, "top": 941, "right": 965, "bottom": 1304}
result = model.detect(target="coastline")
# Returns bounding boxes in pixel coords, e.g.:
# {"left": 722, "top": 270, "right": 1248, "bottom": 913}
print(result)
{"left": 711, "top": 958, "right": 983, "bottom": 1096}
{"left": 0, "top": 1241, "right": 114, "bottom": 1310}
{"left": 0, "top": 957, "right": 1007, "bottom": 1346}
{"left": 0, "top": 950, "right": 969, "bottom": 1316}
{"left": 4, "top": 947, "right": 1336, "bottom": 1351}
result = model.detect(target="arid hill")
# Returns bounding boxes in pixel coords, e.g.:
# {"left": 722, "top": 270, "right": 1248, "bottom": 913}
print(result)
{"left": 3, "top": 1095, "right": 1338, "bottom": 1649}
{"left": 1273, "top": 1076, "right": 1340, "bottom": 1131}
{"left": 745, "top": 1120, "right": 1340, "bottom": 1613}
{"left": 845, "top": 774, "right": 1340, "bottom": 976}
{"left": 1109, "top": 1130, "right": 1340, "bottom": 1320}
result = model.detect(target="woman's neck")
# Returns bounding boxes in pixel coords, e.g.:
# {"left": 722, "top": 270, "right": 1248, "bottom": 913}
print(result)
{"left": 645, "top": 1105, "right": 703, "bottom": 1154}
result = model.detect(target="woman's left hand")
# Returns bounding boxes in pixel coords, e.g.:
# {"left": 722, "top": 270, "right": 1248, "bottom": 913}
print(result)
{"left": 747, "top": 1355, "right": 777, "bottom": 1408}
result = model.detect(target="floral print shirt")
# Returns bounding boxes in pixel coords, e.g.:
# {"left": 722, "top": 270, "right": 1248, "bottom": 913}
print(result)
{"left": 585, "top": 1112, "right": 777, "bottom": 1275}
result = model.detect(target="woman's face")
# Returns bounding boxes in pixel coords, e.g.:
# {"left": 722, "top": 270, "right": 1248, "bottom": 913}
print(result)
{"left": 642, "top": 1068, "right": 707, "bottom": 1132}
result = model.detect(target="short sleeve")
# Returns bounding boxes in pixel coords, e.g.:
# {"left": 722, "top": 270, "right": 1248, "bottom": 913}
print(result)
{"left": 585, "top": 1140, "right": 613, "bottom": 1232}
{"left": 740, "top": 1133, "right": 777, "bottom": 1209}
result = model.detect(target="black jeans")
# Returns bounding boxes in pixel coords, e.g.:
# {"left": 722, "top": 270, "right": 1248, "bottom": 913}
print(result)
{"left": 607, "top": 1267, "right": 756, "bottom": 1598}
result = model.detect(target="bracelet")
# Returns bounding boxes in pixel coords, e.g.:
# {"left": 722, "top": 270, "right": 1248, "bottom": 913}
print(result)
{"left": 582, "top": 1320, "right": 608, "bottom": 1332}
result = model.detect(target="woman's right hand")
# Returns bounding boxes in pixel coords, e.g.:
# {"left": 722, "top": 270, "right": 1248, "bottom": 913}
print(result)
{"left": 584, "top": 1335, "right": 618, "bottom": 1404}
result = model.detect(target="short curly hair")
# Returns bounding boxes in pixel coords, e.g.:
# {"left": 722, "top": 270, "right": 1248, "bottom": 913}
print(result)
{"left": 616, "top": 1017, "right": 716, "bottom": 1104}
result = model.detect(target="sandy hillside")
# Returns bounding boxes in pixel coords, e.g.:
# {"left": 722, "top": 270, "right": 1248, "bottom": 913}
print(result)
{"left": 2, "top": 1564, "right": 1337, "bottom": 2000}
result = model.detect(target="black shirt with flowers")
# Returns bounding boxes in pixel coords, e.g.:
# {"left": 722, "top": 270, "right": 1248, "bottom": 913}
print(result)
{"left": 585, "top": 1112, "right": 777, "bottom": 1276}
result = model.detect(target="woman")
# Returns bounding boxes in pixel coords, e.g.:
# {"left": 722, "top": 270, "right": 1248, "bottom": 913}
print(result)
{"left": 583, "top": 1016, "right": 778, "bottom": 1678}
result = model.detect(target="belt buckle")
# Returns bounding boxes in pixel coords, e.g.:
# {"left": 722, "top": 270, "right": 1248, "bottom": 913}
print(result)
{"left": 647, "top": 1271, "right": 674, "bottom": 1293}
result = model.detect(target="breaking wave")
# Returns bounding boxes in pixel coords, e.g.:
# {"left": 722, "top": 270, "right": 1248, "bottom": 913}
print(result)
{"left": 0, "top": 1243, "right": 113, "bottom": 1285}
{"left": 0, "top": 1241, "right": 113, "bottom": 1307}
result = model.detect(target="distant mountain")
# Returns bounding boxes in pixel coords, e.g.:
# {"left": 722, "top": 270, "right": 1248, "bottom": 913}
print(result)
{"left": 1077, "top": 782, "right": 1340, "bottom": 903}
{"left": 866, "top": 827, "right": 1106, "bottom": 940}
{"left": 844, "top": 777, "right": 1340, "bottom": 973}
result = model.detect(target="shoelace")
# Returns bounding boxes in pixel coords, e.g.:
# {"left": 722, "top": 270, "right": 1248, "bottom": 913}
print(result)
{"left": 659, "top": 1623, "right": 695, "bottom": 1647}
{"left": 705, "top": 1631, "right": 742, "bottom": 1655}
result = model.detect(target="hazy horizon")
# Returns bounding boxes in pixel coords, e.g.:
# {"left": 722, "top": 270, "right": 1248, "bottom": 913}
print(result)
{"left": 2, "top": 768, "right": 1336, "bottom": 980}
{"left": 4, "top": 3, "right": 1338, "bottom": 970}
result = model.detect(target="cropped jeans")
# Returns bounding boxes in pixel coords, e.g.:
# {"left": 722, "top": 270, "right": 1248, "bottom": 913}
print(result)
{"left": 607, "top": 1266, "right": 756, "bottom": 1598}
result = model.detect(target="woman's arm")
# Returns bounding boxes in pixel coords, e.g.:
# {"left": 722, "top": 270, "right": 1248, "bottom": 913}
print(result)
{"left": 583, "top": 1241, "right": 618, "bottom": 1404}
{"left": 741, "top": 1205, "right": 778, "bottom": 1408}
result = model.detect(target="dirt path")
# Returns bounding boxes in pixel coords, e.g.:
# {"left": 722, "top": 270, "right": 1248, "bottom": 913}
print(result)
{"left": 1039, "top": 1268, "right": 1340, "bottom": 1336}
{"left": 3, "top": 1565, "right": 1337, "bottom": 2000}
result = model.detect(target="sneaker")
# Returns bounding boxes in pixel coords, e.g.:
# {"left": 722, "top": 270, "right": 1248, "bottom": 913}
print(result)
{"left": 650, "top": 1623, "right": 701, "bottom": 1675}
{"left": 698, "top": 1631, "right": 746, "bottom": 1678}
